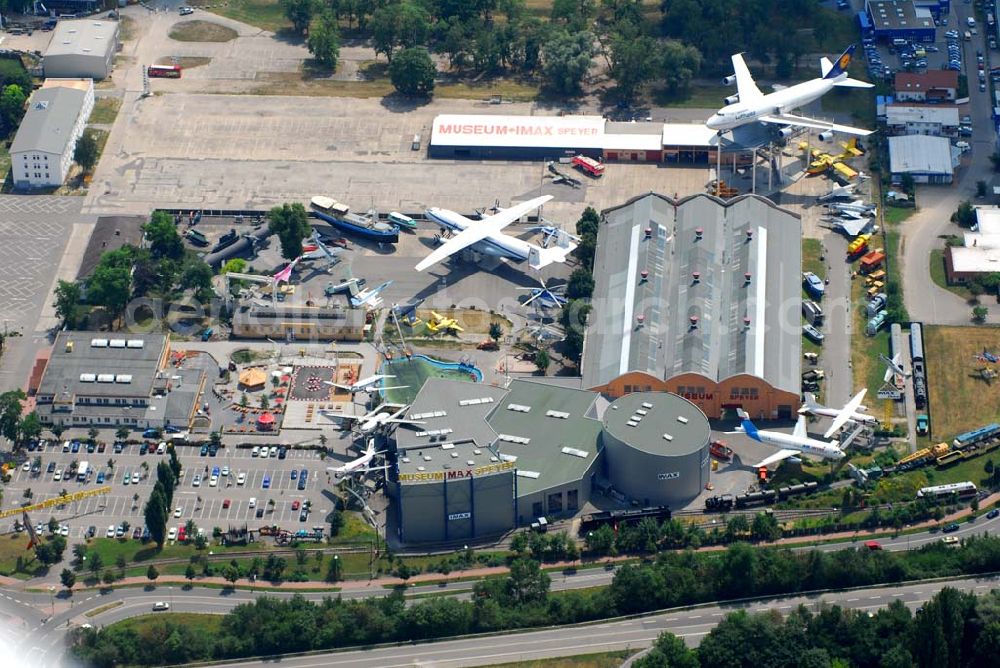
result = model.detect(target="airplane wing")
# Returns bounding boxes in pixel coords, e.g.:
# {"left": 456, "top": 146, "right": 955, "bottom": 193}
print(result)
{"left": 759, "top": 113, "right": 873, "bottom": 136}
{"left": 386, "top": 418, "right": 426, "bottom": 425}
{"left": 753, "top": 448, "right": 800, "bottom": 469}
{"left": 731, "top": 53, "right": 764, "bottom": 102}
{"left": 793, "top": 415, "right": 808, "bottom": 440}
{"left": 823, "top": 389, "right": 867, "bottom": 439}
{"left": 415, "top": 195, "right": 552, "bottom": 272}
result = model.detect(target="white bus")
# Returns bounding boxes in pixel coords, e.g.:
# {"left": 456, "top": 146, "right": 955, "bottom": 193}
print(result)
{"left": 77, "top": 461, "right": 89, "bottom": 482}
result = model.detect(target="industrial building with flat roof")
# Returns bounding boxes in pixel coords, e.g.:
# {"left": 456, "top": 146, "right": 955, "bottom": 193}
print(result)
{"left": 43, "top": 19, "right": 119, "bottom": 80}
{"left": 944, "top": 207, "right": 1000, "bottom": 282}
{"left": 390, "top": 376, "right": 714, "bottom": 545}
{"left": 865, "top": 0, "right": 937, "bottom": 42}
{"left": 231, "top": 301, "right": 366, "bottom": 341}
{"left": 10, "top": 79, "right": 94, "bottom": 189}
{"left": 34, "top": 332, "right": 204, "bottom": 430}
{"left": 888, "top": 134, "right": 958, "bottom": 183}
{"left": 428, "top": 113, "right": 724, "bottom": 162}
{"left": 584, "top": 193, "right": 802, "bottom": 420}
{"left": 885, "top": 104, "right": 959, "bottom": 136}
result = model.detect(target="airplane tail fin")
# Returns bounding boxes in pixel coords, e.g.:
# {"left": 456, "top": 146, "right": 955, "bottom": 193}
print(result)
{"left": 823, "top": 45, "right": 856, "bottom": 79}
{"left": 820, "top": 56, "right": 833, "bottom": 77}
{"left": 799, "top": 392, "right": 820, "bottom": 414}
{"left": 736, "top": 408, "right": 759, "bottom": 440}
{"left": 528, "top": 244, "right": 576, "bottom": 270}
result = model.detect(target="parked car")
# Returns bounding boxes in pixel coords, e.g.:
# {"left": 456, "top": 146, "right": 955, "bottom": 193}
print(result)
{"left": 221, "top": 466, "right": 229, "bottom": 476}
{"left": 178, "top": 6, "right": 194, "bottom": 15}
{"left": 278, "top": 447, "right": 286, "bottom": 459}
{"left": 262, "top": 475, "right": 270, "bottom": 489}
{"left": 86, "top": 526, "right": 96, "bottom": 538}
{"left": 237, "top": 472, "right": 246, "bottom": 485}
{"left": 96, "top": 471, "right": 105, "bottom": 484}
{"left": 803, "top": 323, "right": 825, "bottom": 344}
{"left": 131, "top": 471, "right": 140, "bottom": 484}
{"left": 987, "top": 509, "right": 1000, "bottom": 519}
{"left": 291, "top": 500, "right": 300, "bottom": 510}
{"left": 222, "top": 499, "right": 231, "bottom": 509}
{"left": 943, "top": 522, "right": 961, "bottom": 533}
{"left": 106, "top": 525, "right": 116, "bottom": 538}
{"left": 47, "top": 462, "right": 56, "bottom": 473}
{"left": 132, "top": 527, "right": 142, "bottom": 540}
{"left": 174, "top": 506, "right": 182, "bottom": 518}
{"left": 167, "top": 527, "right": 177, "bottom": 541}
{"left": 200, "top": 445, "right": 209, "bottom": 456}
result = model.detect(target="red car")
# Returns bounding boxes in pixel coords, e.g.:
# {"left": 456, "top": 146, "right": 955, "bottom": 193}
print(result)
{"left": 177, "top": 526, "right": 186, "bottom": 542}
{"left": 291, "top": 500, "right": 300, "bottom": 511}
{"left": 222, "top": 499, "right": 231, "bottom": 509}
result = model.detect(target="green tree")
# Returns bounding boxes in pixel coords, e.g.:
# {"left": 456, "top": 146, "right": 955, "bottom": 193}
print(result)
{"left": 634, "top": 630, "right": 698, "bottom": 668}
{"left": 534, "top": 349, "right": 550, "bottom": 373}
{"left": 952, "top": 201, "right": 977, "bottom": 228}
{"left": 101, "top": 569, "right": 115, "bottom": 585}
{"left": 609, "top": 33, "right": 657, "bottom": 102}
{"left": 0, "top": 83, "right": 25, "bottom": 131}
{"left": 60, "top": 568, "right": 76, "bottom": 591}
{"left": 281, "top": 0, "right": 315, "bottom": 35}
{"left": 19, "top": 412, "right": 42, "bottom": 444}
{"left": 551, "top": 0, "right": 595, "bottom": 31}
{"left": 389, "top": 47, "right": 436, "bottom": 96}
{"left": 307, "top": 10, "right": 341, "bottom": 69}
{"left": 657, "top": 40, "right": 702, "bottom": 95}
{"left": 585, "top": 523, "right": 616, "bottom": 556}
{"left": 267, "top": 202, "right": 312, "bottom": 262}
{"left": 144, "top": 211, "right": 184, "bottom": 261}
{"left": 325, "top": 554, "right": 342, "bottom": 582}
{"left": 488, "top": 322, "right": 503, "bottom": 342}
{"left": 146, "top": 564, "right": 159, "bottom": 583}
{"left": 329, "top": 507, "right": 345, "bottom": 536}
{"left": 115, "top": 554, "right": 126, "bottom": 574}
{"left": 0, "top": 389, "right": 26, "bottom": 443}
{"left": 88, "top": 551, "right": 104, "bottom": 574}
{"left": 566, "top": 267, "right": 595, "bottom": 300}
{"left": 974, "top": 305, "right": 988, "bottom": 322}
{"left": 750, "top": 511, "right": 780, "bottom": 542}
{"left": 144, "top": 487, "right": 168, "bottom": 548}
{"left": 541, "top": 30, "right": 594, "bottom": 95}
{"left": 185, "top": 563, "right": 196, "bottom": 583}
{"left": 53, "top": 280, "right": 82, "bottom": 329}
{"left": 180, "top": 258, "right": 214, "bottom": 300}
{"left": 221, "top": 258, "right": 247, "bottom": 275}
{"left": 87, "top": 247, "right": 134, "bottom": 326}
{"left": 725, "top": 513, "right": 750, "bottom": 540}
{"left": 371, "top": 2, "right": 432, "bottom": 61}
{"left": 35, "top": 535, "right": 66, "bottom": 565}
{"left": 222, "top": 564, "right": 240, "bottom": 586}
{"left": 506, "top": 557, "right": 550, "bottom": 604}
{"left": 73, "top": 131, "right": 99, "bottom": 172}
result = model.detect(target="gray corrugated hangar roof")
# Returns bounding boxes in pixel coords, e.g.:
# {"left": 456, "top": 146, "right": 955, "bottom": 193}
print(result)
{"left": 583, "top": 193, "right": 802, "bottom": 396}
{"left": 38, "top": 332, "right": 167, "bottom": 399}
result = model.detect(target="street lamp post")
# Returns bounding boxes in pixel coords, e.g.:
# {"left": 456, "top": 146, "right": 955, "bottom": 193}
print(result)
{"left": 48, "top": 585, "right": 55, "bottom": 617}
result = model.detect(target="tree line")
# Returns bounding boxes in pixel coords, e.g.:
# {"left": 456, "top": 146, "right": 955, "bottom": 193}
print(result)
{"left": 71, "top": 533, "right": 1000, "bottom": 666}
{"left": 637, "top": 586, "right": 1000, "bottom": 668}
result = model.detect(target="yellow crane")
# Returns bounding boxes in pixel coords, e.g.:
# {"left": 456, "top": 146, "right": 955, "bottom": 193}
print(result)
{"left": 0, "top": 485, "right": 113, "bottom": 520}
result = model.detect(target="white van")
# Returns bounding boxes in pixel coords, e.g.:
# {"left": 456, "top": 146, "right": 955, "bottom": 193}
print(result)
{"left": 956, "top": 141, "right": 971, "bottom": 152}
{"left": 156, "top": 442, "right": 166, "bottom": 454}
{"left": 968, "top": 16, "right": 977, "bottom": 28}
{"left": 251, "top": 445, "right": 260, "bottom": 457}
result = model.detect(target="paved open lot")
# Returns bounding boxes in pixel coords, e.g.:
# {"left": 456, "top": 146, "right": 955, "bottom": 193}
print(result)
{"left": 2, "top": 442, "right": 347, "bottom": 540}
{"left": 0, "top": 196, "right": 94, "bottom": 393}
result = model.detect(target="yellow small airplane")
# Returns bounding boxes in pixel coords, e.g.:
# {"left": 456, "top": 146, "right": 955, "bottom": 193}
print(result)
{"left": 426, "top": 311, "right": 464, "bottom": 334}
{"left": 801, "top": 138, "right": 864, "bottom": 178}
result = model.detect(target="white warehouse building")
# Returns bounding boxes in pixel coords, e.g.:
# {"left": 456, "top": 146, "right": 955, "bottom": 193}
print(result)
{"left": 43, "top": 19, "right": 119, "bottom": 80}
{"left": 888, "top": 134, "right": 960, "bottom": 184}
{"left": 10, "top": 79, "right": 94, "bottom": 190}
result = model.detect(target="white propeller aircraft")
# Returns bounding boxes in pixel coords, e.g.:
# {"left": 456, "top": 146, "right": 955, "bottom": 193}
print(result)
{"left": 799, "top": 389, "right": 877, "bottom": 439}
{"left": 325, "top": 404, "right": 425, "bottom": 434}
{"left": 733, "top": 409, "right": 845, "bottom": 468}
{"left": 324, "top": 374, "right": 407, "bottom": 395}
{"left": 326, "top": 439, "right": 386, "bottom": 478}
{"left": 707, "top": 45, "right": 873, "bottom": 142}
{"left": 416, "top": 195, "right": 576, "bottom": 272}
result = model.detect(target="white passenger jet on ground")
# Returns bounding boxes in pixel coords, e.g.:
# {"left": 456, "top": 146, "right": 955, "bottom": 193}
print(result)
{"left": 417, "top": 195, "right": 576, "bottom": 272}
{"left": 707, "top": 45, "right": 874, "bottom": 143}
{"left": 349, "top": 280, "right": 392, "bottom": 308}
{"left": 734, "top": 409, "right": 845, "bottom": 468}
{"left": 799, "top": 389, "right": 877, "bottom": 438}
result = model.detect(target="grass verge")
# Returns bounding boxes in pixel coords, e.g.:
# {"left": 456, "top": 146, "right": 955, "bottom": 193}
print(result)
{"left": 191, "top": 0, "right": 289, "bottom": 33}
{"left": 84, "top": 600, "right": 123, "bottom": 618}
{"left": 88, "top": 97, "right": 121, "bottom": 125}
{"left": 113, "top": 612, "right": 224, "bottom": 635}
{"left": 169, "top": 20, "right": 238, "bottom": 43}
{"left": 930, "top": 248, "right": 974, "bottom": 301}
{"left": 924, "top": 325, "right": 1000, "bottom": 441}
{"left": 483, "top": 650, "right": 637, "bottom": 668}
{"left": 155, "top": 56, "right": 212, "bottom": 70}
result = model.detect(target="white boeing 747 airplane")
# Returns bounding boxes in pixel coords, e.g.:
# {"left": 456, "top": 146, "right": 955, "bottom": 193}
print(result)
{"left": 707, "top": 45, "right": 873, "bottom": 142}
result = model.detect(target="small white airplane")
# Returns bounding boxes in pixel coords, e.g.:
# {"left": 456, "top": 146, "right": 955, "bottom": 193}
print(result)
{"left": 417, "top": 195, "right": 576, "bottom": 272}
{"left": 324, "top": 374, "right": 407, "bottom": 395}
{"left": 707, "top": 45, "right": 873, "bottom": 142}
{"left": 326, "top": 404, "right": 424, "bottom": 434}
{"left": 349, "top": 280, "right": 392, "bottom": 308}
{"left": 880, "top": 352, "right": 910, "bottom": 381}
{"left": 326, "top": 439, "right": 386, "bottom": 478}
{"left": 734, "top": 409, "right": 845, "bottom": 468}
{"left": 817, "top": 184, "right": 856, "bottom": 202}
{"left": 799, "top": 389, "right": 877, "bottom": 439}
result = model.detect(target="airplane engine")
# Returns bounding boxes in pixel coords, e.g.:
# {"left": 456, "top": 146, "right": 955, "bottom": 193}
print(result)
{"left": 818, "top": 130, "right": 833, "bottom": 141}
{"left": 723, "top": 95, "right": 739, "bottom": 105}
{"left": 778, "top": 127, "right": 794, "bottom": 138}
{"left": 722, "top": 74, "right": 736, "bottom": 86}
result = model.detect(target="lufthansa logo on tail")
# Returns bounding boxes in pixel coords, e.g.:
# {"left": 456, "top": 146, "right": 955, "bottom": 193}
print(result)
{"left": 838, "top": 53, "right": 851, "bottom": 69}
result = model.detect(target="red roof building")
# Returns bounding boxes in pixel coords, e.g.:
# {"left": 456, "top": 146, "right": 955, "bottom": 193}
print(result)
{"left": 894, "top": 71, "right": 960, "bottom": 103}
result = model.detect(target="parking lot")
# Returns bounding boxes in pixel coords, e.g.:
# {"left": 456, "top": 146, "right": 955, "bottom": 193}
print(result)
{"left": 3, "top": 441, "right": 339, "bottom": 541}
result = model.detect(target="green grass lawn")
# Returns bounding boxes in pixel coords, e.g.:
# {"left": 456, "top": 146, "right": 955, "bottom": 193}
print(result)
{"left": 484, "top": 651, "right": 637, "bottom": 668}
{"left": 883, "top": 207, "right": 917, "bottom": 226}
{"left": 113, "top": 612, "right": 223, "bottom": 635}
{"left": 84, "top": 536, "right": 276, "bottom": 567}
{"left": 0, "top": 533, "right": 48, "bottom": 577}
{"left": 169, "top": 20, "right": 238, "bottom": 43}
{"left": 924, "top": 325, "right": 1000, "bottom": 441}
{"left": 191, "top": 0, "right": 289, "bottom": 33}
{"left": 88, "top": 98, "right": 121, "bottom": 125}
{"left": 802, "top": 238, "right": 826, "bottom": 279}
{"left": 382, "top": 356, "right": 481, "bottom": 405}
